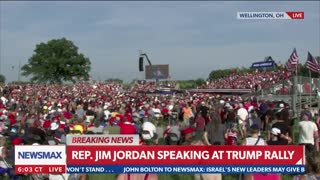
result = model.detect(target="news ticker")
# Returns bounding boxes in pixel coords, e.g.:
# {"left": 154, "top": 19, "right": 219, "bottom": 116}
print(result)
{"left": 237, "top": 12, "right": 304, "bottom": 20}
{"left": 15, "top": 135, "right": 306, "bottom": 174}
{"left": 14, "top": 165, "right": 305, "bottom": 174}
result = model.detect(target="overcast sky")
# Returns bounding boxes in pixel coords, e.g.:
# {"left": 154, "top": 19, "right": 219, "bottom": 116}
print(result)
{"left": 0, "top": 1, "right": 319, "bottom": 82}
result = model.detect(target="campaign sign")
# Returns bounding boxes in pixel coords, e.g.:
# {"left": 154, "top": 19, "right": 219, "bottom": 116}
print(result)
{"left": 251, "top": 61, "right": 275, "bottom": 69}
{"left": 15, "top": 145, "right": 66, "bottom": 174}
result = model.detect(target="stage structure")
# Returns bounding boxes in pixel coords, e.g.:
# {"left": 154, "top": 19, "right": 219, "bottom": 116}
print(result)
{"left": 138, "top": 50, "right": 170, "bottom": 81}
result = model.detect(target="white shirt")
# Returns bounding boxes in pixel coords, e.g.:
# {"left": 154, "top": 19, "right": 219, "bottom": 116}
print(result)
{"left": 0, "top": 97, "right": 8, "bottom": 104}
{"left": 245, "top": 137, "right": 266, "bottom": 146}
{"left": 298, "top": 121, "right": 318, "bottom": 145}
{"left": 104, "top": 110, "right": 111, "bottom": 120}
{"left": 237, "top": 108, "right": 248, "bottom": 124}
{"left": 142, "top": 122, "right": 156, "bottom": 140}
{"left": 152, "top": 108, "right": 161, "bottom": 117}
{"left": 152, "top": 108, "right": 161, "bottom": 114}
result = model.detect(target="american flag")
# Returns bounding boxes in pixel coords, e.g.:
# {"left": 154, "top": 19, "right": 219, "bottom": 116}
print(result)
{"left": 285, "top": 48, "right": 299, "bottom": 72}
{"left": 305, "top": 51, "right": 319, "bottom": 73}
{"left": 285, "top": 61, "right": 293, "bottom": 71}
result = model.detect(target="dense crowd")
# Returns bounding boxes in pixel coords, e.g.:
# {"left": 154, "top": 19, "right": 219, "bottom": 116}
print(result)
{"left": 129, "top": 81, "right": 177, "bottom": 93}
{"left": 200, "top": 70, "right": 292, "bottom": 91}
{"left": 0, "top": 82, "right": 319, "bottom": 180}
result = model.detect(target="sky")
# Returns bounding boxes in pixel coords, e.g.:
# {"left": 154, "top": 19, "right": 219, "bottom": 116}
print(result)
{"left": 0, "top": 1, "right": 319, "bottom": 83}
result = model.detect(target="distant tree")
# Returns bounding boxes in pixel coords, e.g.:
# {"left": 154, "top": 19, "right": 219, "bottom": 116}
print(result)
{"left": 177, "top": 79, "right": 206, "bottom": 89}
{"left": 194, "top": 78, "right": 206, "bottom": 86}
{"left": 105, "top": 78, "right": 123, "bottom": 84}
{"left": 0, "top": 74, "right": 5, "bottom": 84}
{"left": 9, "top": 81, "right": 32, "bottom": 85}
{"left": 208, "top": 69, "right": 232, "bottom": 81}
{"left": 21, "top": 38, "right": 91, "bottom": 84}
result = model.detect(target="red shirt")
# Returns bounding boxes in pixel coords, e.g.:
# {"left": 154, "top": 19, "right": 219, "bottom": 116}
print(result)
{"left": 195, "top": 115, "right": 206, "bottom": 130}
{"left": 161, "top": 108, "right": 169, "bottom": 115}
{"left": 119, "top": 122, "right": 136, "bottom": 134}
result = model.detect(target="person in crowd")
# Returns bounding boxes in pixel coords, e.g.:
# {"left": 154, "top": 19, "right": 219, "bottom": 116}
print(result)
{"left": 0, "top": 146, "right": 12, "bottom": 178}
{"left": 267, "top": 128, "right": 291, "bottom": 145}
{"left": 259, "top": 100, "right": 269, "bottom": 131}
{"left": 242, "top": 124, "right": 268, "bottom": 180}
{"left": 243, "top": 124, "right": 266, "bottom": 146}
{"left": 156, "top": 123, "right": 164, "bottom": 141}
{"left": 193, "top": 137, "right": 222, "bottom": 180}
{"left": 203, "top": 112, "right": 226, "bottom": 145}
{"left": 164, "top": 120, "right": 181, "bottom": 145}
{"left": 181, "top": 127, "right": 195, "bottom": 145}
{"left": 197, "top": 102, "right": 209, "bottom": 124}
{"left": 225, "top": 123, "right": 239, "bottom": 145}
{"left": 270, "top": 110, "right": 291, "bottom": 143}
{"left": 265, "top": 109, "right": 275, "bottom": 141}
{"left": 237, "top": 103, "right": 248, "bottom": 138}
{"left": 222, "top": 103, "right": 236, "bottom": 127}
{"left": 75, "top": 105, "right": 85, "bottom": 120}
{"left": 247, "top": 108, "right": 261, "bottom": 131}
{"left": 141, "top": 118, "right": 158, "bottom": 144}
{"left": 87, "top": 120, "right": 104, "bottom": 134}
{"left": 194, "top": 113, "right": 206, "bottom": 135}
{"left": 298, "top": 111, "right": 319, "bottom": 154}
{"left": 209, "top": 105, "right": 221, "bottom": 124}
{"left": 182, "top": 102, "right": 193, "bottom": 127}
{"left": 119, "top": 117, "right": 136, "bottom": 135}
{"left": 26, "top": 119, "right": 47, "bottom": 144}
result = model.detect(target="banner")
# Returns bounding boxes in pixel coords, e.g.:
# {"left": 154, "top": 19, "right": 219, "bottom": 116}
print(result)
{"left": 251, "top": 61, "right": 275, "bottom": 69}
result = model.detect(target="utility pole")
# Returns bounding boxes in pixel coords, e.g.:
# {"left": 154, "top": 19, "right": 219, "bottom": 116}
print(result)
{"left": 18, "top": 60, "right": 21, "bottom": 82}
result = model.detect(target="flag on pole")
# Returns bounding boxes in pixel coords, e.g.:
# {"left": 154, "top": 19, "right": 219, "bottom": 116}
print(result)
{"left": 285, "top": 48, "right": 299, "bottom": 72}
{"left": 305, "top": 51, "right": 320, "bottom": 73}
{"left": 285, "top": 61, "right": 293, "bottom": 71}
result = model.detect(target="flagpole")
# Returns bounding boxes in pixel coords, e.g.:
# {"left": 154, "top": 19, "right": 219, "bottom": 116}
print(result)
{"left": 290, "top": 48, "right": 298, "bottom": 119}
{"left": 296, "top": 63, "right": 300, "bottom": 114}
{"left": 299, "top": 74, "right": 302, "bottom": 115}
{"left": 309, "top": 70, "right": 312, "bottom": 108}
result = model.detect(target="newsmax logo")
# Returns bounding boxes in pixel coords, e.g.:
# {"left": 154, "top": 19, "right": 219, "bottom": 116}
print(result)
{"left": 237, "top": 12, "right": 304, "bottom": 20}
{"left": 18, "top": 151, "right": 62, "bottom": 159}
{"left": 15, "top": 145, "right": 66, "bottom": 165}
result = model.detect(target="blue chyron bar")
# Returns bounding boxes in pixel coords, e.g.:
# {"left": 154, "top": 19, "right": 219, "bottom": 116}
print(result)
{"left": 66, "top": 165, "right": 306, "bottom": 174}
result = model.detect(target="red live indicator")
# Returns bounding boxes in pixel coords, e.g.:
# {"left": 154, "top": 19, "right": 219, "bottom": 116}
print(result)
{"left": 286, "top": 12, "right": 304, "bottom": 19}
{"left": 15, "top": 165, "right": 66, "bottom": 174}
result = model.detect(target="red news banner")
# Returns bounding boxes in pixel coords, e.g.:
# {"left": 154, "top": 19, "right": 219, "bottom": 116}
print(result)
{"left": 67, "top": 145, "right": 304, "bottom": 165}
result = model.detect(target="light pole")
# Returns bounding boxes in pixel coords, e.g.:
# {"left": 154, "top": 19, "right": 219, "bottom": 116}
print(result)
{"left": 18, "top": 60, "right": 21, "bottom": 82}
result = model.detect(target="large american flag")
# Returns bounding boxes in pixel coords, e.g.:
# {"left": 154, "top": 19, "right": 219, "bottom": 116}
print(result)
{"left": 285, "top": 48, "right": 299, "bottom": 72}
{"left": 305, "top": 51, "right": 320, "bottom": 73}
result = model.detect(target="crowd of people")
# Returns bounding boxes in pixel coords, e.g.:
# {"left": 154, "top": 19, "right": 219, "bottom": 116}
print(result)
{"left": 200, "top": 70, "right": 292, "bottom": 91}
{"left": 0, "top": 82, "right": 319, "bottom": 180}
{"left": 129, "top": 81, "right": 177, "bottom": 93}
